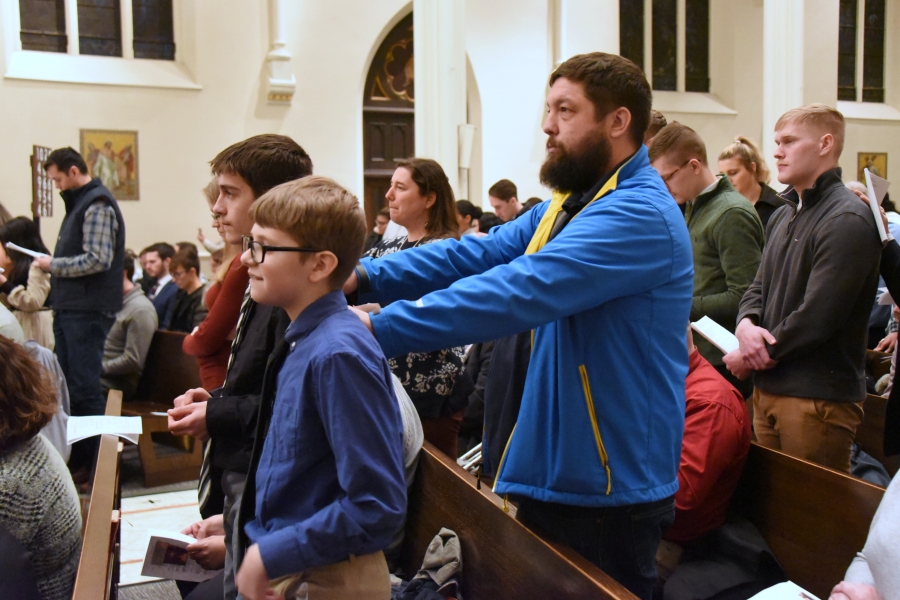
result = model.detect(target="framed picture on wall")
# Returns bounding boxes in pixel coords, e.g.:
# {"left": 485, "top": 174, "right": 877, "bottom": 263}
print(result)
{"left": 858, "top": 152, "right": 887, "bottom": 183}
{"left": 79, "top": 129, "right": 139, "bottom": 201}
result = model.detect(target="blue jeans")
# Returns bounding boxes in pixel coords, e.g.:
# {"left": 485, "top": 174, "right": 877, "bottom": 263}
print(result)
{"left": 54, "top": 309, "right": 115, "bottom": 468}
{"left": 517, "top": 495, "right": 675, "bottom": 600}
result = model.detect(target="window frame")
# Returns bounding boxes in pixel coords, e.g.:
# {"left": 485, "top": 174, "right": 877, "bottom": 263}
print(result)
{"left": 3, "top": 0, "right": 199, "bottom": 89}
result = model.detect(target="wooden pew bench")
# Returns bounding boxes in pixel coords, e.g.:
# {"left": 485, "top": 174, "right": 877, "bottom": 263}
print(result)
{"left": 121, "top": 330, "right": 203, "bottom": 487}
{"left": 73, "top": 390, "right": 124, "bottom": 600}
{"left": 400, "top": 443, "right": 638, "bottom": 599}
{"left": 856, "top": 393, "right": 900, "bottom": 476}
{"left": 734, "top": 443, "right": 885, "bottom": 599}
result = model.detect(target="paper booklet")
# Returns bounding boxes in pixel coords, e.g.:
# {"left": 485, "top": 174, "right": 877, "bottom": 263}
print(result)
{"left": 749, "top": 581, "right": 821, "bottom": 600}
{"left": 877, "top": 287, "right": 895, "bottom": 306}
{"left": 141, "top": 529, "right": 222, "bottom": 582}
{"left": 5, "top": 241, "right": 50, "bottom": 259}
{"left": 865, "top": 168, "right": 891, "bottom": 242}
{"left": 690, "top": 316, "right": 739, "bottom": 355}
{"left": 66, "top": 416, "right": 142, "bottom": 445}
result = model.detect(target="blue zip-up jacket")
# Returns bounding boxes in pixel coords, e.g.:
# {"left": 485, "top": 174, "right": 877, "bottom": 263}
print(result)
{"left": 360, "top": 147, "right": 693, "bottom": 507}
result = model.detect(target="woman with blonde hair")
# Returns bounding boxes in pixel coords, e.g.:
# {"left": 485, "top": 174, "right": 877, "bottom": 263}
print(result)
{"left": 182, "top": 179, "right": 246, "bottom": 390}
{"left": 718, "top": 136, "right": 787, "bottom": 231}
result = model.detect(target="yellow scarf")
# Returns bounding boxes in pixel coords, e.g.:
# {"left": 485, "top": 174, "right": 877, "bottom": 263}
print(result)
{"left": 525, "top": 160, "right": 631, "bottom": 255}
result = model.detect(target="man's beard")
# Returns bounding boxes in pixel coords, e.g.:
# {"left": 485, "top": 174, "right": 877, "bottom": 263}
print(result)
{"left": 539, "top": 131, "right": 612, "bottom": 194}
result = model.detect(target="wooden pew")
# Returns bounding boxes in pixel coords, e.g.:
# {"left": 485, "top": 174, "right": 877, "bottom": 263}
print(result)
{"left": 734, "top": 443, "right": 884, "bottom": 599}
{"left": 73, "top": 390, "right": 124, "bottom": 600}
{"left": 856, "top": 393, "right": 900, "bottom": 476}
{"left": 121, "top": 330, "right": 203, "bottom": 487}
{"left": 400, "top": 443, "right": 638, "bottom": 599}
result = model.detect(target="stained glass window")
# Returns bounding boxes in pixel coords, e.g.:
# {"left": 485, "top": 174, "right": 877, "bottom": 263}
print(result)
{"left": 652, "top": 0, "right": 677, "bottom": 91}
{"left": 838, "top": 0, "right": 858, "bottom": 101}
{"left": 619, "top": 0, "right": 644, "bottom": 70}
{"left": 77, "top": 0, "right": 122, "bottom": 57}
{"left": 862, "top": 0, "right": 885, "bottom": 102}
{"left": 133, "top": 0, "right": 174, "bottom": 60}
{"left": 19, "top": 0, "right": 67, "bottom": 53}
{"left": 685, "top": 0, "right": 709, "bottom": 93}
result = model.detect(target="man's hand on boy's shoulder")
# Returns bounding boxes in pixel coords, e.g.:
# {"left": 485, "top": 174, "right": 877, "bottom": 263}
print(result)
{"left": 167, "top": 401, "right": 210, "bottom": 441}
{"left": 348, "top": 305, "right": 374, "bottom": 334}
{"left": 236, "top": 544, "right": 278, "bottom": 600}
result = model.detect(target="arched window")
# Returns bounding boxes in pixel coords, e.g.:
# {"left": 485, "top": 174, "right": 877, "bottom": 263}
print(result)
{"left": 838, "top": 0, "right": 885, "bottom": 103}
{"left": 618, "top": 0, "right": 709, "bottom": 93}
{"left": 362, "top": 13, "right": 415, "bottom": 230}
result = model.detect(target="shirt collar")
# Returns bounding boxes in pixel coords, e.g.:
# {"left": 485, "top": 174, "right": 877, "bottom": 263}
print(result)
{"left": 157, "top": 274, "right": 172, "bottom": 287}
{"left": 286, "top": 289, "right": 348, "bottom": 341}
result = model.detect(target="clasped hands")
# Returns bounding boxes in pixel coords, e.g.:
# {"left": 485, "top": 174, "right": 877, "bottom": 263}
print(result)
{"left": 167, "top": 387, "right": 211, "bottom": 441}
{"left": 723, "top": 318, "right": 778, "bottom": 380}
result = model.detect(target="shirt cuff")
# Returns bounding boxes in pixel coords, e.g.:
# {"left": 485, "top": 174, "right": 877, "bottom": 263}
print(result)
{"left": 257, "top": 528, "right": 305, "bottom": 580}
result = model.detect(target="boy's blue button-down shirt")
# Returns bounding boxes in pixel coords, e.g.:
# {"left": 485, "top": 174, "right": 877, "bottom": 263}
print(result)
{"left": 244, "top": 290, "right": 406, "bottom": 579}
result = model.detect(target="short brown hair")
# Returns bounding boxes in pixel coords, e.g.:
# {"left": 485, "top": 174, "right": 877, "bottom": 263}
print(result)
{"left": 549, "top": 53, "right": 652, "bottom": 147}
{"left": 774, "top": 103, "right": 845, "bottom": 157}
{"left": 210, "top": 134, "right": 313, "bottom": 199}
{"left": 395, "top": 158, "right": 459, "bottom": 241}
{"left": 250, "top": 177, "right": 366, "bottom": 288}
{"left": 488, "top": 179, "right": 518, "bottom": 202}
{"left": 170, "top": 247, "right": 201, "bottom": 275}
{"left": 0, "top": 337, "right": 57, "bottom": 451}
{"left": 648, "top": 122, "right": 709, "bottom": 165}
{"left": 718, "top": 136, "right": 771, "bottom": 184}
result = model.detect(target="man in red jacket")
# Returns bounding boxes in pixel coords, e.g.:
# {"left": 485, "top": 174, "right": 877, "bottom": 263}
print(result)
{"left": 665, "top": 327, "right": 751, "bottom": 546}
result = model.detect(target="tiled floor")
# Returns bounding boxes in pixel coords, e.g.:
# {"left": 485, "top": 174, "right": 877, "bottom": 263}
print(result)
{"left": 120, "top": 489, "right": 203, "bottom": 585}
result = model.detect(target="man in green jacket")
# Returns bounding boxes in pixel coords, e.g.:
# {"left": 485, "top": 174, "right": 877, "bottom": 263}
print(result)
{"left": 650, "top": 123, "right": 764, "bottom": 394}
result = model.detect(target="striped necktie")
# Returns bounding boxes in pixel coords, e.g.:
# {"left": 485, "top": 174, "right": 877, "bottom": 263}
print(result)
{"left": 198, "top": 285, "right": 254, "bottom": 514}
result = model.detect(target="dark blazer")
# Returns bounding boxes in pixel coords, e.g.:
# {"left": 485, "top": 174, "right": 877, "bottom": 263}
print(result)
{"left": 151, "top": 280, "right": 179, "bottom": 327}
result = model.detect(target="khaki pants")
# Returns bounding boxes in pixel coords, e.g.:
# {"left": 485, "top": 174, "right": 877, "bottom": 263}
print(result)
{"left": 752, "top": 388, "right": 863, "bottom": 474}
{"left": 269, "top": 552, "right": 390, "bottom": 600}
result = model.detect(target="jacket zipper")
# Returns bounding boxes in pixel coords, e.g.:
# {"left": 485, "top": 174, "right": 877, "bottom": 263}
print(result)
{"left": 578, "top": 364, "right": 612, "bottom": 495}
{"left": 492, "top": 424, "right": 517, "bottom": 503}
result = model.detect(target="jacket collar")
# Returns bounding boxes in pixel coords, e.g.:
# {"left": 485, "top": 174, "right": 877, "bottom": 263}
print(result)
{"left": 781, "top": 168, "right": 843, "bottom": 208}
{"left": 693, "top": 175, "right": 733, "bottom": 208}
{"left": 60, "top": 178, "right": 104, "bottom": 212}
{"left": 285, "top": 289, "right": 348, "bottom": 342}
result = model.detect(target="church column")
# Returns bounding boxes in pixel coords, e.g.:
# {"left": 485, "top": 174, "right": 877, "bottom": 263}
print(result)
{"left": 551, "top": 0, "right": 619, "bottom": 65}
{"left": 265, "top": 0, "right": 296, "bottom": 104}
{"left": 413, "top": 0, "right": 467, "bottom": 197}
{"left": 761, "top": 0, "right": 839, "bottom": 182}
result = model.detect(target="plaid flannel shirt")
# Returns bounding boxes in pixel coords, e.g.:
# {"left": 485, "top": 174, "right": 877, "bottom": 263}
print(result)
{"left": 51, "top": 202, "right": 118, "bottom": 278}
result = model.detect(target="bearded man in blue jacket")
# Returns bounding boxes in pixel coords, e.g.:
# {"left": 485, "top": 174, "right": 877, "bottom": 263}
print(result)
{"left": 345, "top": 53, "right": 693, "bottom": 599}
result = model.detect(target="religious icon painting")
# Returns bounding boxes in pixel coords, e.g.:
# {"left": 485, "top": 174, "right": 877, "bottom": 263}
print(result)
{"left": 858, "top": 152, "right": 887, "bottom": 183}
{"left": 79, "top": 129, "right": 140, "bottom": 201}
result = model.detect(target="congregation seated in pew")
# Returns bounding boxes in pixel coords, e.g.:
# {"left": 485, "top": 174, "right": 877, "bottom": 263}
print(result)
{"left": 164, "top": 246, "right": 209, "bottom": 334}
{"left": 101, "top": 250, "right": 158, "bottom": 402}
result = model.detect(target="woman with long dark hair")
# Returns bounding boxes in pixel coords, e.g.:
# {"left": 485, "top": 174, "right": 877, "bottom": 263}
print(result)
{"left": 363, "top": 158, "right": 467, "bottom": 457}
{"left": 0, "top": 217, "right": 53, "bottom": 349}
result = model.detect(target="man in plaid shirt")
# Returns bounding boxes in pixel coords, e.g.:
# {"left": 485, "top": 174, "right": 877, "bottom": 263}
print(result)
{"left": 38, "top": 147, "right": 126, "bottom": 480}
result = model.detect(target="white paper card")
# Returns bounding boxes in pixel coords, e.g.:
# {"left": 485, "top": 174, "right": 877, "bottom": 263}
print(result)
{"left": 865, "top": 168, "right": 891, "bottom": 242}
{"left": 66, "top": 416, "right": 142, "bottom": 445}
{"left": 5, "top": 241, "right": 50, "bottom": 259}
{"left": 141, "top": 529, "right": 222, "bottom": 582}
{"left": 877, "top": 287, "right": 895, "bottom": 306}
{"left": 749, "top": 581, "right": 820, "bottom": 600}
{"left": 690, "top": 316, "right": 740, "bottom": 354}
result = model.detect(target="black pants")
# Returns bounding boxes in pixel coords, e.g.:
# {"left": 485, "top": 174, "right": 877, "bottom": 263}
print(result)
{"left": 517, "top": 495, "right": 675, "bottom": 600}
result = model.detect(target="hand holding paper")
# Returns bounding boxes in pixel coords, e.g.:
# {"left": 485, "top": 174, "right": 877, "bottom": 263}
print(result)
{"left": 5, "top": 241, "right": 50, "bottom": 259}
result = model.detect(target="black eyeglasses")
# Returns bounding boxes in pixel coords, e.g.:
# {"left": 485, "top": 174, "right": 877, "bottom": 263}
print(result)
{"left": 242, "top": 236, "right": 321, "bottom": 264}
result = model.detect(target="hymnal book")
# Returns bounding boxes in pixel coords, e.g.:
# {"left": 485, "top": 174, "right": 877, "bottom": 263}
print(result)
{"left": 690, "top": 316, "right": 739, "bottom": 355}
{"left": 865, "top": 168, "right": 891, "bottom": 242}
{"left": 67, "top": 416, "right": 142, "bottom": 445}
{"left": 141, "top": 529, "right": 222, "bottom": 582}
{"left": 749, "top": 581, "right": 820, "bottom": 600}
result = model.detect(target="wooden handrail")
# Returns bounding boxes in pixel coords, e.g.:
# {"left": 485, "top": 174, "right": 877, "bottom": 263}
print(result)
{"left": 72, "top": 390, "right": 123, "bottom": 600}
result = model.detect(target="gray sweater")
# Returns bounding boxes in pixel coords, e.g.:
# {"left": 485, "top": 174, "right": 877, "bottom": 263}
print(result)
{"left": 101, "top": 285, "right": 158, "bottom": 399}
{"left": 845, "top": 471, "right": 900, "bottom": 599}
{"left": 0, "top": 435, "right": 82, "bottom": 600}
